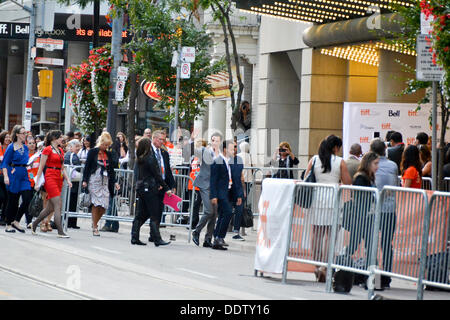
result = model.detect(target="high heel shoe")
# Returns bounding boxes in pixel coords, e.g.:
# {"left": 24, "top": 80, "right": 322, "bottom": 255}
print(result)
{"left": 40, "top": 222, "right": 48, "bottom": 232}
{"left": 46, "top": 222, "right": 53, "bottom": 232}
{"left": 28, "top": 223, "right": 37, "bottom": 235}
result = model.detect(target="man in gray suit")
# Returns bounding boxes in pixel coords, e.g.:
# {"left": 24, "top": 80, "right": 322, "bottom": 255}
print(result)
{"left": 345, "top": 143, "right": 362, "bottom": 181}
{"left": 189, "top": 131, "right": 222, "bottom": 247}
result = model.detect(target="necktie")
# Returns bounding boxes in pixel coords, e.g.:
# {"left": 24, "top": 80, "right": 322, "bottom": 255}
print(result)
{"left": 156, "top": 149, "right": 164, "bottom": 179}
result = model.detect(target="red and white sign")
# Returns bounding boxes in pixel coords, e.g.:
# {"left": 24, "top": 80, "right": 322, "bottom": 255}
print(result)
{"left": 254, "top": 179, "right": 296, "bottom": 274}
{"left": 141, "top": 81, "right": 162, "bottom": 101}
{"left": 36, "top": 38, "right": 64, "bottom": 51}
{"left": 35, "top": 57, "right": 64, "bottom": 66}
{"left": 115, "top": 80, "right": 125, "bottom": 101}
{"left": 343, "top": 102, "right": 450, "bottom": 158}
{"left": 117, "top": 66, "right": 129, "bottom": 81}
{"left": 180, "top": 62, "right": 190, "bottom": 79}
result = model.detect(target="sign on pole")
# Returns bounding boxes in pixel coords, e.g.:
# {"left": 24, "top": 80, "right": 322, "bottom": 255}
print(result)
{"left": 36, "top": 38, "right": 63, "bottom": 51}
{"left": 181, "top": 47, "right": 195, "bottom": 63}
{"left": 180, "top": 62, "right": 191, "bottom": 79}
{"left": 115, "top": 80, "right": 125, "bottom": 101}
{"left": 34, "top": 57, "right": 64, "bottom": 66}
{"left": 117, "top": 66, "right": 128, "bottom": 81}
{"left": 420, "top": 12, "right": 434, "bottom": 35}
{"left": 416, "top": 35, "right": 444, "bottom": 82}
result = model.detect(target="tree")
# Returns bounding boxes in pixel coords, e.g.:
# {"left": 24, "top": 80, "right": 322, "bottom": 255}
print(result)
{"left": 389, "top": 0, "right": 449, "bottom": 190}
{"left": 177, "top": 0, "right": 246, "bottom": 131}
{"left": 112, "top": 0, "right": 223, "bottom": 132}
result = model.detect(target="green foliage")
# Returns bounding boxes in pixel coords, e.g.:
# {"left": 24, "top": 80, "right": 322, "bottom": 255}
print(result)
{"left": 114, "top": 0, "right": 224, "bottom": 127}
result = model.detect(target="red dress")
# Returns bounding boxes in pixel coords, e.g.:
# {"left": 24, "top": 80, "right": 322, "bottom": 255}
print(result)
{"left": 42, "top": 146, "right": 64, "bottom": 199}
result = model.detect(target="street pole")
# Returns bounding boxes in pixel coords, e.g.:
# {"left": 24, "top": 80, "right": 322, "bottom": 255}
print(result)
{"left": 106, "top": 12, "right": 123, "bottom": 138}
{"left": 173, "top": 42, "right": 181, "bottom": 142}
{"left": 431, "top": 81, "right": 438, "bottom": 190}
{"left": 23, "top": 0, "right": 36, "bottom": 132}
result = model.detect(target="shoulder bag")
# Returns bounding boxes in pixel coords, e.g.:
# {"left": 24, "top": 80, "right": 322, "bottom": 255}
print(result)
{"left": 299, "top": 156, "right": 316, "bottom": 208}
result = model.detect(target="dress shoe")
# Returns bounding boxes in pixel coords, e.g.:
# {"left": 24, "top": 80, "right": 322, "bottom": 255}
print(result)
{"left": 101, "top": 225, "right": 112, "bottom": 232}
{"left": 57, "top": 233, "right": 70, "bottom": 239}
{"left": 148, "top": 236, "right": 154, "bottom": 242}
{"left": 12, "top": 222, "right": 25, "bottom": 233}
{"left": 219, "top": 238, "right": 229, "bottom": 247}
{"left": 203, "top": 240, "right": 213, "bottom": 248}
{"left": 192, "top": 232, "right": 200, "bottom": 246}
{"left": 212, "top": 241, "right": 227, "bottom": 250}
{"left": 131, "top": 239, "right": 147, "bottom": 246}
{"left": 154, "top": 239, "right": 171, "bottom": 247}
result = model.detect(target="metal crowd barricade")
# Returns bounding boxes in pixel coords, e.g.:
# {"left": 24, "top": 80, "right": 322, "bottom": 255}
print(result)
{"left": 250, "top": 167, "right": 306, "bottom": 216}
{"left": 282, "top": 182, "right": 339, "bottom": 284}
{"left": 325, "top": 185, "right": 380, "bottom": 294}
{"left": 417, "top": 191, "right": 450, "bottom": 298}
{"left": 367, "top": 186, "right": 429, "bottom": 299}
{"left": 422, "top": 177, "right": 433, "bottom": 190}
{"left": 160, "top": 174, "right": 195, "bottom": 242}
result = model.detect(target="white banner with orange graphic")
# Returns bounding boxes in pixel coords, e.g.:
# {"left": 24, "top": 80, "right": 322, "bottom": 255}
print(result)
{"left": 254, "top": 178, "right": 296, "bottom": 274}
{"left": 343, "top": 102, "right": 450, "bottom": 158}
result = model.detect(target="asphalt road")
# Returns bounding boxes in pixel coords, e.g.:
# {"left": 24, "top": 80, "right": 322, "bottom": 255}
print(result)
{"left": 0, "top": 218, "right": 449, "bottom": 301}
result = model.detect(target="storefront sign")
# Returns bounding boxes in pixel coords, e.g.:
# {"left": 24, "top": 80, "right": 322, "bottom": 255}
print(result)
{"left": 141, "top": 80, "right": 162, "bottom": 101}
{"left": 36, "top": 38, "right": 64, "bottom": 51}
{"left": 0, "top": 21, "right": 131, "bottom": 42}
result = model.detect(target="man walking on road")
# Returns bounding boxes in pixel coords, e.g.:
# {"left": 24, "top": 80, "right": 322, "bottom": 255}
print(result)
{"left": 190, "top": 131, "right": 222, "bottom": 248}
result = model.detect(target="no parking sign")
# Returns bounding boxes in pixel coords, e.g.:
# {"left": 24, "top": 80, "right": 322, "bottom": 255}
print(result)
{"left": 180, "top": 62, "right": 191, "bottom": 79}
{"left": 115, "top": 80, "right": 125, "bottom": 101}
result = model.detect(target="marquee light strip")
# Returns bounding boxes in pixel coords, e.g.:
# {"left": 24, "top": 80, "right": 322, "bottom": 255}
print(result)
{"left": 320, "top": 41, "right": 417, "bottom": 67}
{"left": 240, "top": 0, "right": 414, "bottom": 24}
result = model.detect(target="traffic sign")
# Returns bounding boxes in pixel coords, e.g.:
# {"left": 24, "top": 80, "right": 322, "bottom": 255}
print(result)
{"left": 36, "top": 38, "right": 64, "bottom": 51}
{"left": 181, "top": 47, "right": 195, "bottom": 63}
{"left": 117, "top": 66, "right": 129, "bottom": 81}
{"left": 35, "top": 57, "right": 64, "bottom": 66}
{"left": 416, "top": 35, "right": 444, "bottom": 81}
{"left": 180, "top": 62, "right": 191, "bottom": 79}
{"left": 115, "top": 80, "right": 125, "bottom": 101}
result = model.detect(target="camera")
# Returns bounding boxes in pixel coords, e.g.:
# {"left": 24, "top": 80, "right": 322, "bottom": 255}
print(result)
{"left": 10, "top": 44, "right": 19, "bottom": 54}
{"left": 279, "top": 148, "right": 287, "bottom": 153}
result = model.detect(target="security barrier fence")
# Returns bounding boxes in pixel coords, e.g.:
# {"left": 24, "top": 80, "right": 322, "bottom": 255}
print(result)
{"left": 62, "top": 166, "right": 195, "bottom": 241}
{"left": 281, "top": 182, "right": 450, "bottom": 300}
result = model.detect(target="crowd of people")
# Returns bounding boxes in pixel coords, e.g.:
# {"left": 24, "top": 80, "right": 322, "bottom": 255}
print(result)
{"left": 0, "top": 125, "right": 252, "bottom": 251}
{"left": 299, "top": 130, "right": 450, "bottom": 289}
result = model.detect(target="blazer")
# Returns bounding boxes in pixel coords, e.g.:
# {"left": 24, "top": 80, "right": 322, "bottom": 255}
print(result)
{"left": 157, "top": 147, "right": 176, "bottom": 190}
{"left": 192, "top": 144, "right": 216, "bottom": 190}
{"left": 229, "top": 156, "right": 244, "bottom": 201}
{"left": 387, "top": 143, "right": 404, "bottom": 172}
{"left": 134, "top": 152, "right": 169, "bottom": 194}
{"left": 210, "top": 156, "right": 232, "bottom": 200}
{"left": 82, "top": 147, "right": 117, "bottom": 196}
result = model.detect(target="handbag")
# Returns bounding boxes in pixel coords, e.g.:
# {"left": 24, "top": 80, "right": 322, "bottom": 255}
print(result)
{"left": 69, "top": 153, "right": 82, "bottom": 182}
{"left": 28, "top": 191, "right": 43, "bottom": 217}
{"left": 299, "top": 156, "right": 316, "bottom": 208}
{"left": 241, "top": 203, "right": 254, "bottom": 228}
{"left": 78, "top": 187, "right": 91, "bottom": 209}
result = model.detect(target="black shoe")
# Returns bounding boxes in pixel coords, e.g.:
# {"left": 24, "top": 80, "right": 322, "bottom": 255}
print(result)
{"left": 192, "top": 232, "right": 199, "bottom": 246}
{"left": 131, "top": 239, "right": 147, "bottom": 246}
{"left": 148, "top": 236, "right": 154, "bottom": 242}
{"left": 50, "top": 221, "right": 57, "bottom": 229}
{"left": 212, "top": 242, "right": 228, "bottom": 250}
{"left": 218, "top": 238, "right": 229, "bottom": 247}
{"left": 203, "top": 240, "right": 213, "bottom": 248}
{"left": 154, "top": 239, "right": 171, "bottom": 247}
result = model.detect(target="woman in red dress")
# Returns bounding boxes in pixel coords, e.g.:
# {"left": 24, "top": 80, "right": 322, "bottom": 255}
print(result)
{"left": 30, "top": 130, "right": 72, "bottom": 238}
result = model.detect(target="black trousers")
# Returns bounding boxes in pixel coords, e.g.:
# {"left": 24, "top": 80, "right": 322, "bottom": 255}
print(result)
{"left": 6, "top": 189, "right": 33, "bottom": 225}
{"left": 0, "top": 177, "right": 8, "bottom": 221}
{"left": 131, "top": 190, "right": 160, "bottom": 240}
{"left": 191, "top": 190, "right": 202, "bottom": 229}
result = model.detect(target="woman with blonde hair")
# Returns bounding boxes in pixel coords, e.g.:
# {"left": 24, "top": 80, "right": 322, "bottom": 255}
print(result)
{"left": 272, "top": 141, "right": 299, "bottom": 179}
{"left": 82, "top": 132, "right": 120, "bottom": 236}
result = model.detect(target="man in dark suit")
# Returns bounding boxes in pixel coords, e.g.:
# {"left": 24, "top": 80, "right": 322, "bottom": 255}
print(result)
{"left": 210, "top": 140, "right": 242, "bottom": 250}
{"left": 149, "top": 130, "right": 176, "bottom": 243}
{"left": 387, "top": 131, "right": 405, "bottom": 172}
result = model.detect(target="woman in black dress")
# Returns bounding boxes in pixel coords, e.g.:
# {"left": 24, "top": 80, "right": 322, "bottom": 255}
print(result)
{"left": 131, "top": 137, "right": 172, "bottom": 246}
